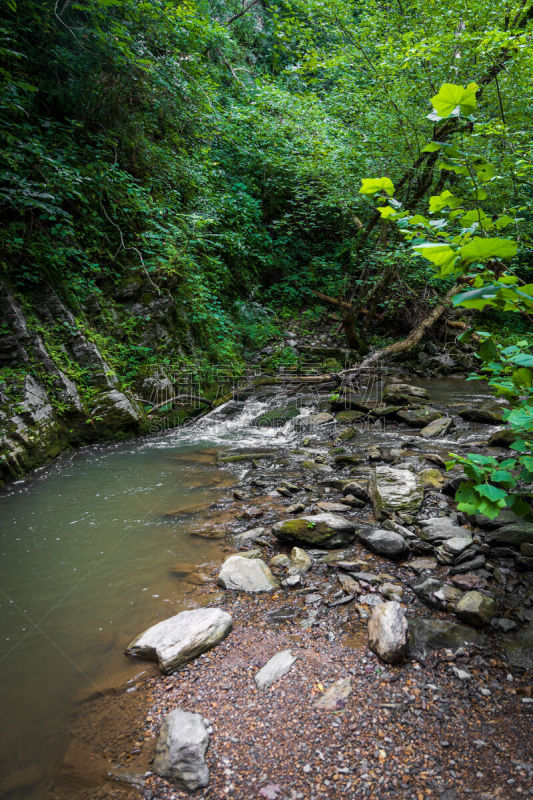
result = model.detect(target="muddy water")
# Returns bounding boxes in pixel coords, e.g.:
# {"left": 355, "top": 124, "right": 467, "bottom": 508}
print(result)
{"left": 0, "top": 440, "right": 240, "bottom": 799}
{"left": 0, "top": 378, "right": 493, "bottom": 798}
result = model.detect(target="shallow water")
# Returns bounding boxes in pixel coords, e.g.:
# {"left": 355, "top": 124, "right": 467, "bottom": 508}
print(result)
{"left": 0, "top": 439, "right": 240, "bottom": 798}
{"left": 0, "top": 378, "right": 493, "bottom": 797}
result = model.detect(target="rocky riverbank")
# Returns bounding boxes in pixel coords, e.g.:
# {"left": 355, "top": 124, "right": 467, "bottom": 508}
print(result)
{"left": 50, "top": 376, "right": 532, "bottom": 800}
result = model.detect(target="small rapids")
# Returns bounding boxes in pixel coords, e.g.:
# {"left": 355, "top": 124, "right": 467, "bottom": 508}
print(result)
{"left": 145, "top": 396, "right": 314, "bottom": 451}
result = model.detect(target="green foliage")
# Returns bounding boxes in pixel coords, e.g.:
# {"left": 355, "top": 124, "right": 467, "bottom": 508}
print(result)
{"left": 362, "top": 82, "right": 532, "bottom": 520}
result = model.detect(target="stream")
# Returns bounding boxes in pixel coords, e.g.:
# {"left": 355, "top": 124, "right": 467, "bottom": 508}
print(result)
{"left": 0, "top": 376, "right": 494, "bottom": 799}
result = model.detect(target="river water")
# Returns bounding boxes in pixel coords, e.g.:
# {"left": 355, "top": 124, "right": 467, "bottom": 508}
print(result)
{"left": 0, "top": 378, "right": 492, "bottom": 798}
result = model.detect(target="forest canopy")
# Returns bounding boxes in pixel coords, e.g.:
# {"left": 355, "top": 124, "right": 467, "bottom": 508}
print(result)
{"left": 1, "top": 0, "right": 532, "bottom": 356}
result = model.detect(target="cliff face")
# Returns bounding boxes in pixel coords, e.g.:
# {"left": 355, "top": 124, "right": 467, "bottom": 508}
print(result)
{"left": 0, "top": 279, "right": 203, "bottom": 485}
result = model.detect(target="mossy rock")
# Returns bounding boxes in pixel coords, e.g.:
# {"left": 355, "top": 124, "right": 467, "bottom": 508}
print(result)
{"left": 335, "top": 409, "right": 365, "bottom": 423}
{"left": 253, "top": 406, "right": 300, "bottom": 427}
{"left": 321, "top": 358, "right": 343, "bottom": 373}
{"left": 272, "top": 513, "right": 356, "bottom": 548}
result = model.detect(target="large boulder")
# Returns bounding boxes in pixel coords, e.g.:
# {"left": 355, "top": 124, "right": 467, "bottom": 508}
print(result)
{"left": 255, "top": 650, "right": 296, "bottom": 690}
{"left": 369, "top": 467, "right": 423, "bottom": 518}
{"left": 357, "top": 528, "right": 409, "bottom": 560}
{"left": 486, "top": 521, "right": 533, "bottom": 547}
{"left": 458, "top": 400, "right": 506, "bottom": 424}
{"left": 382, "top": 383, "right": 430, "bottom": 405}
{"left": 91, "top": 389, "right": 143, "bottom": 434}
{"left": 153, "top": 710, "right": 210, "bottom": 791}
{"left": 407, "top": 618, "right": 486, "bottom": 659}
{"left": 126, "top": 608, "right": 232, "bottom": 673}
{"left": 272, "top": 513, "right": 356, "bottom": 548}
{"left": 217, "top": 555, "right": 279, "bottom": 592}
{"left": 455, "top": 591, "right": 497, "bottom": 627}
{"left": 396, "top": 407, "right": 442, "bottom": 428}
{"left": 367, "top": 601, "right": 407, "bottom": 664}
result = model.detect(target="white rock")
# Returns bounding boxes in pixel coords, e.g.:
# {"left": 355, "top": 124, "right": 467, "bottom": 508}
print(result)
{"left": 367, "top": 601, "right": 407, "bottom": 664}
{"left": 369, "top": 467, "right": 423, "bottom": 519}
{"left": 290, "top": 546, "right": 312, "bottom": 573}
{"left": 255, "top": 649, "right": 296, "bottom": 690}
{"left": 126, "top": 607, "right": 232, "bottom": 673}
{"left": 217, "top": 555, "right": 279, "bottom": 592}
{"left": 153, "top": 709, "right": 209, "bottom": 791}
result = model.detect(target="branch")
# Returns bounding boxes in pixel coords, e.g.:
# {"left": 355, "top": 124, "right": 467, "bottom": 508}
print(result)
{"left": 100, "top": 201, "right": 161, "bottom": 296}
{"left": 225, "top": 0, "right": 261, "bottom": 26}
{"left": 142, "top": 395, "right": 213, "bottom": 414}
{"left": 343, "top": 285, "right": 462, "bottom": 373}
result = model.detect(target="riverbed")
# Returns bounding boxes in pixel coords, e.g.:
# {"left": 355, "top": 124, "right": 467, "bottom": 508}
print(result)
{"left": 0, "top": 376, "right": 512, "bottom": 798}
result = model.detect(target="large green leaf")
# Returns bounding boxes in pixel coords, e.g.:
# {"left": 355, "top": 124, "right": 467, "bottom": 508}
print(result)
{"left": 474, "top": 483, "right": 508, "bottom": 502}
{"left": 430, "top": 82, "right": 478, "bottom": 118}
{"left": 359, "top": 177, "right": 395, "bottom": 197}
{"left": 459, "top": 237, "right": 518, "bottom": 264}
{"left": 429, "top": 190, "right": 463, "bottom": 213}
{"left": 452, "top": 285, "right": 500, "bottom": 310}
{"left": 412, "top": 242, "right": 457, "bottom": 272}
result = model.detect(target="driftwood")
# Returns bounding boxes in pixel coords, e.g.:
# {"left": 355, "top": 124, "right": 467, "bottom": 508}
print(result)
{"left": 136, "top": 394, "right": 213, "bottom": 414}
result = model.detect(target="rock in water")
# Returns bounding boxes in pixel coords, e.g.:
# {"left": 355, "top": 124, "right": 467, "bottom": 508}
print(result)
{"left": 396, "top": 407, "right": 442, "bottom": 427}
{"left": 357, "top": 528, "right": 409, "bottom": 560}
{"left": 382, "top": 383, "right": 430, "bottom": 405}
{"left": 255, "top": 650, "right": 296, "bottom": 690}
{"left": 367, "top": 601, "right": 407, "bottom": 664}
{"left": 217, "top": 555, "right": 279, "bottom": 592}
{"left": 420, "top": 417, "right": 453, "bottom": 438}
{"left": 369, "top": 467, "right": 423, "bottom": 519}
{"left": 272, "top": 513, "right": 356, "bottom": 548}
{"left": 455, "top": 591, "right": 497, "bottom": 627}
{"left": 126, "top": 608, "right": 232, "bottom": 673}
{"left": 153, "top": 709, "right": 210, "bottom": 791}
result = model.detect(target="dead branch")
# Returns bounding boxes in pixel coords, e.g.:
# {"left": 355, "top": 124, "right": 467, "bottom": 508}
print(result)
{"left": 225, "top": 0, "right": 261, "bottom": 26}
{"left": 342, "top": 285, "right": 462, "bottom": 374}
{"left": 138, "top": 395, "right": 213, "bottom": 414}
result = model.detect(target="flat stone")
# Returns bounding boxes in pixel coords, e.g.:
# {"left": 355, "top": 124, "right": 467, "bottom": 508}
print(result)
{"left": 455, "top": 591, "right": 497, "bottom": 627}
{"left": 420, "top": 417, "right": 453, "bottom": 438}
{"left": 233, "top": 527, "right": 267, "bottom": 546}
{"left": 369, "top": 467, "right": 423, "bottom": 519}
{"left": 218, "top": 555, "right": 279, "bottom": 592}
{"left": 255, "top": 650, "right": 296, "bottom": 690}
{"left": 317, "top": 501, "right": 351, "bottom": 513}
{"left": 409, "top": 556, "right": 438, "bottom": 574}
{"left": 126, "top": 608, "right": 232, "bottom": 673}
{"left": 357, "top": 528, "right": 409, "bottom": 560}
{"left": 338, "top": 573, "right": 360, "bottom": 594}
{"left": 444, "top": 534, "right": 474, "bottom": 555}
{"left": 316, "top": 677, "right": 352, "bottom": 710}
{"left": 367, "top": 601, "right": 407, "bottom": 664}
{"left": 358, "top": 593, "right": 384, "bottom": 607}
{"left": 272, "top": 513, "right": 356, "bottom": 548}
{"left": 397, "top": 407, "right": 442, "bottom": 427}
{"left": 153, "top": 709, "right": 209, "bottom": 791}
{"left": 418, "top": 517, "right": 470, "bottom": 542}
{"left": 335, "top": 409, "right": 366, "bottom": 423}
{"left": 407, "top": 618, "right": 485, "bottom": 659}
